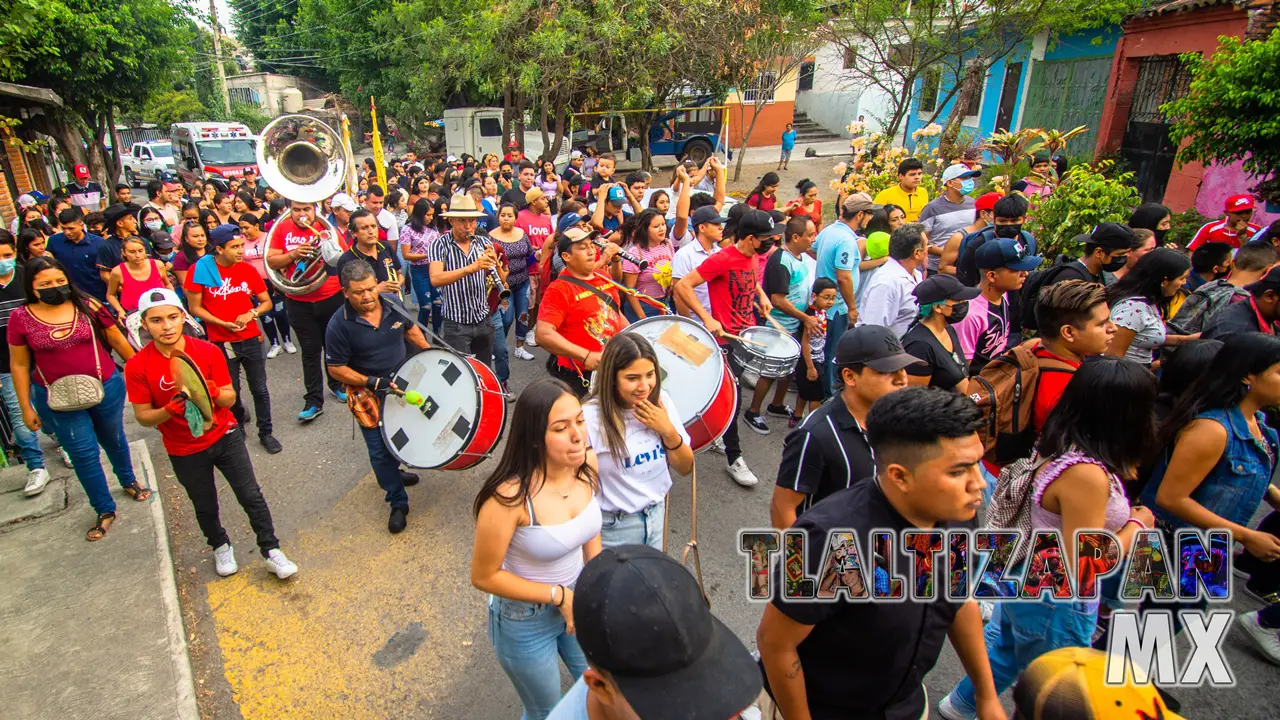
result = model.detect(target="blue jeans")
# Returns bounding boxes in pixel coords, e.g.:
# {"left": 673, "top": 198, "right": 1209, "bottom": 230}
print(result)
{"left": 1, "top": 372, "right": 44, "bottom": 470}
{"left": 823, "top": 311, "right": 849, "bottom": 398}
{"left": 488, "top": 595, "right": 588, "bottom": 720}
{"left": 409, "top": 263, "right": 442, "bottom": 335}
{"left": 491, "top": 311, "right": 510, "bottom": 383}
{"left": 622, "top": 297, "right": 666, "bottom": 324}
{"left": 947, "top": 598, "right": 1097, "bottom": 716}
{"left": 32, "top": 372, "right": 135, "bottom": 515}
{"left": 499, "top": 278, "right": 531, "bottom": 343}
{"left": 601, "top": 501, "right": 665, "bottom": 550}
{"left": 359, "top": 423, "right": 407, "bottom": 510}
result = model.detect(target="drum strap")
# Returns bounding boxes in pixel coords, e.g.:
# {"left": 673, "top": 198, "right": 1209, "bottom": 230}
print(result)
{"left": 560, "top": 276, "right": 621, "bottom": 315}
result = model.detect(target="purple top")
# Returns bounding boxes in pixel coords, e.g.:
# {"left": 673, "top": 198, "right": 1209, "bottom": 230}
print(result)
{"left": 492, "top": 231, "right": 533, "bottom": 287}
{"left": 172, "top": 250, "right": 203, "bottom": 273}
{"left": 7, "top": 304, "right": 117, "bottom": 386}
{"left": 1030, "top": 446, "right": 1131, "bottom": 535}
{"left": 400, "top": 224, "right": 439, "bottom": 266}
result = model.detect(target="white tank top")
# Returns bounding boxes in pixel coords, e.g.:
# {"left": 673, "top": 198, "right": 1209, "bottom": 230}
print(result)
{"left": 501, "top": 490, "right": 602, "bottom": 586}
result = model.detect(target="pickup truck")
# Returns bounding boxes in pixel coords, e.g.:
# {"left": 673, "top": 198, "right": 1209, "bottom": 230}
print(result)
{"left": 122, "top": 141, "right": 175, "bottom": 187}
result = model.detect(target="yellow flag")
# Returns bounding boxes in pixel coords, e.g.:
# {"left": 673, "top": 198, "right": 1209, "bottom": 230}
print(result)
{"left": 340, "top": 113, "right": 358, "bottom": 197}
{"left": 370, "top": 96, "right": 388, "bottom": 194}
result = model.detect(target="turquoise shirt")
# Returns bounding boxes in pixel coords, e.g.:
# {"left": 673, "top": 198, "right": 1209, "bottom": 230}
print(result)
{"left": 814, "top": 221, "right": 860, "bottom": 315}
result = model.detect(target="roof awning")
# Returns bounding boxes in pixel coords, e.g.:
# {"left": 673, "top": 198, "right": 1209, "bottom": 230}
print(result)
{"left": 0, "top": 81, "right": 63, "bottom": 107}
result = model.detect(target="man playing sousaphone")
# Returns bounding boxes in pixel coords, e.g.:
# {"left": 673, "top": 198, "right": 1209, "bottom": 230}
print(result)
{"left": 325, "top": 261, "right": 430, "bottom": 534}
{"left": 265, "top": 200, "right": 350, "bottom": 423}
{"left": 124, "top": 288, "right": 297, "bottom": 580}
{"left": 427, "top": 195, "right": 506, "bottom": 366}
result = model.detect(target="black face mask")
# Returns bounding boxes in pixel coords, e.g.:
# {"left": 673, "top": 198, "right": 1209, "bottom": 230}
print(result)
{"left": 1101, "top": 255, "right": 1128, "bottom": 272}
{"left": 994, "top": 224, "right": 1022, "bottom": 239}
{"left": 756, "top": 238, "right": 777, "bottom": 254}
{"left": 38, "top": 285, "right": 72, "bottom": 305}
{"left": 946, "top": 301, "right": 969, "bottom": 324}
{"left": 1154, "top": 228, "right": 1168, "bottom": 244}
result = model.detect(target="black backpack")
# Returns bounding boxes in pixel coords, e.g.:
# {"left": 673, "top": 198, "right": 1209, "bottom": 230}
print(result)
{"left": 1018, "top": 261, "right": 1081, "bottom": 332}
{"left": 955, "top": 227, "right": 996, "bottom": 286}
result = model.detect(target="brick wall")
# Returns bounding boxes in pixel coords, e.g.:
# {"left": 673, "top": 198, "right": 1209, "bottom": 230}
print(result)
{"left": 0, "top": 167, "right": 15, "bottom": 226}
{"left": 1247, "top": 0, "right": 1278, "bottom": 40}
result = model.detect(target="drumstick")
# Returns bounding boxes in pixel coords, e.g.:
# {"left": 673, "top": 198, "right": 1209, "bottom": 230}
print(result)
{"left": 720, "top": 332, "right": 769, "bottom": 348}
{"left": 594, "top": 273, "right": 669, "bottom": 313}
{"left": 762, "top": 310, "right": 790, "bottom": 334}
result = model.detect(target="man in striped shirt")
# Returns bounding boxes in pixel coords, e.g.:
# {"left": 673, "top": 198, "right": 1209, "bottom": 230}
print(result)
{"left": 428, "top": 195, "right": 506, "bottom": 365}
{"left": 769, "top": 325, "right": 918, "bottom": 528}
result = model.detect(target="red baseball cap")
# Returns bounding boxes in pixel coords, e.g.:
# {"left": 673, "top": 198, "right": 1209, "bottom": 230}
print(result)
{"left": 507, "top": 140, "right": 520, "bottom": 149}
{"left": 73, "top": 164, "right": 90, "bottom": 179}
{"left": 975, "top": 192, "right": 1002, "bottom": 213}
{"left": 1225, "top": 194, "right": 1255, "bottom": 213}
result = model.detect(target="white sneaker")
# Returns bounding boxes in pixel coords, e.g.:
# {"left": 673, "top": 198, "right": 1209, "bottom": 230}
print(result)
{"left": 525, "top": 335, "right": 538, "bottom": 348}
{"left": 1238, "top": 610, "right": 1280, "bottom": 665}
{"left": 213, "top": 543, "right": 238, "bottom": 577}
{"left": 979, "top": 600, "right": 994, "bottom": 623}
{"left": 58, "top": 446, "right": 73, "bottom": 468}
{"left": 265, "top": 548, "right": 298, "bottom": 579}
{"left": 738, "top": 707, "right": 762, "bottom": 720}
{"left": 283, "top": 339, "right": 298, "bottom": 354}
{"left": 936, "top": 693, "right": 973, "bottom": 720}
{"left": 726, "top": 457, "right": 758, "bottom": 487}
{"left": 266, "top": 343, "right": 282, "bottom": 359}
{"left": 23, "top": 468, "right": 50, "bottom": 497}
{"left": 709, "top": 437, "right": 727, "bottom": 455}
{"left": 513, "top": 346, "right": 535, "bottom": 361}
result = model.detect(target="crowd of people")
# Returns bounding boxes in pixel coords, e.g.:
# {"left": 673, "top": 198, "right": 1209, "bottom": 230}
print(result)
{"left": 5, "top": 142, "right": 1280, "bottom": 719}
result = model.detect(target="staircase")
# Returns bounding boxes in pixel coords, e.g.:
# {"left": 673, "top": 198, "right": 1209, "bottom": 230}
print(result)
{"left": 790, "top": 111, "right": 843, "bottom": 143}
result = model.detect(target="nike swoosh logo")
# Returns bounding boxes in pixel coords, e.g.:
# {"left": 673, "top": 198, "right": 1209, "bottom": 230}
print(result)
{"left": 160, "top": 377, "right": 175, "bottom": 391}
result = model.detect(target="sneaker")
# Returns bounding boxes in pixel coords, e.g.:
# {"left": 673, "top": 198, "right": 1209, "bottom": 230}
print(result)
{"left": 399, "top": 470, "right": 420, "bottom": 487}
{"left": 213, "top": 543, "right": 238, "bottom": 577}
{"left": 329, "top": 386, "right": 348, "bottom": 403}
{"left": 513, "top": 346, "right": 535, "bottom": 361}
{"left": 725, "top": 457, "right": 759, "bottom": 487}
{"left": 743, "top": 411, "right": 770, "bottom": 435}
{"left": 389, "top": 506, "right": 408, "bottom": 534}
{"left": 266, "top": 343, "right": 282, "bottom": 359}
{"left": 297, "top": 406, "right": 324, "bottom": 423}
{"left": 23, "top": 468, "right": 50, "bottom": 497}
{"left": 936, "top": 693, "right": 972, "bottom": 720}
{"left": 501, "top": 381, "right": 514, "bottom": 403}
{"left": 979, "top": 600, "right": 994, "bottom": 623}
{"left": 264, "top": 548, "right": 298, "bottom": 579}
{"left": 1243, "top": 584, "right": 1280, "bottom": 605}
{"left": 283, "top": 339, "right": 298, "bottom": 354}
{"left": 525, "top": 335, "right": 538, "bottom": 348}
{"left": 766, "top": 403, "right": 791, "bottom": 418}
{"left": 738, "top": 707, "right": 762, "bottom": 720}
{"left": 1237, "top": 610, "right": 1280, "bottom": 665}
{"left": 260, "top": 434, "right": 283, "bottom": 454}
{"left": 709, "top": 437, "right": 727, "bottom": 455}
{"left": 58, "top": 446, "right": 72, "bottom": 468}
{"left": 787, "top": 412, "right": 802, "bottom": 429}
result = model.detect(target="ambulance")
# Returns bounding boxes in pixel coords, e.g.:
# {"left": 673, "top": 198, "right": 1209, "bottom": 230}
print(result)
{"left": 170, "top": 122, "right": 258, "bottom": 189}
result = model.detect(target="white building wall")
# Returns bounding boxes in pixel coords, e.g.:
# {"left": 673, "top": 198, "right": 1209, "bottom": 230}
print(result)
{"left": 796, "top": 41, "right": 904, "bottom": 143}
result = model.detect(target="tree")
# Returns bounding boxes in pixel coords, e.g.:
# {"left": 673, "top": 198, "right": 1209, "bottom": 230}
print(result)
{"left": 142, "top": 90, "right": 205, "bottom": 127}
{"left": 229, "top": 0, "right": 339, "bottom": 87}
{"left": 1163, "top": 29, "right": 1280, "bottom": 204}
{"left": 0, "top": 0, "right": 194, "bottom": 183}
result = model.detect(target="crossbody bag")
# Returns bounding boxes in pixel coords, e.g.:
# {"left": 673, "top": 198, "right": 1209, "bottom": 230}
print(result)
{"left": 36, "top": 310, "right": 105, "bottom": 411}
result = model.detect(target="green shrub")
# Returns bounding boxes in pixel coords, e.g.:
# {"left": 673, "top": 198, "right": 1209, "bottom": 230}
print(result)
{"left": 1026, "top": 160, "right": 1141, "bottom": 262}
{"left": 1166, "top": 208, "right": 1211, "bottom": 249}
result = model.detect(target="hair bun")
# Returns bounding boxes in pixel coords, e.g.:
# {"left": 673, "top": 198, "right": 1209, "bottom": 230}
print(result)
{"left": 795, "top": 178, "right": 811, "bottom": 190}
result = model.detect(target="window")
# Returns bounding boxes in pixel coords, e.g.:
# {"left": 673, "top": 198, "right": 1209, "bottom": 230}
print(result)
{"left": 918, "top": 68, "right": 941, "bottom": 113}
{"left": 228, "top": 87, "right": 262, "bottom": 107}
{"left": 843, "top": 47, "right": 856, "bottom": 70}
{"left": 478, "top": 118, "right": 502, "bottom": 137}
{"left": 742, "top": 70, "right": 778, "bottom": 105}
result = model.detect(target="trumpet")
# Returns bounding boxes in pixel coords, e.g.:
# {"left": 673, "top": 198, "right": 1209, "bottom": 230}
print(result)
{"left": 591, "top": 235, "right": 649, "bottom": 271}
{"left": 470, "top": 234, "right": 511, "bottom": 300}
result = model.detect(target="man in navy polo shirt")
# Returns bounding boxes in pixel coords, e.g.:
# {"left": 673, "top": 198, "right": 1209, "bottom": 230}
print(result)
{"left": 46, "top": 208, "right": 109, "bottom": 302}
{"left": 325, "top": 261, "right": 430, "bottom": 533}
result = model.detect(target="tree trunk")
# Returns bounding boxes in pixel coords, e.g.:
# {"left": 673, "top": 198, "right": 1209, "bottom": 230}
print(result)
{"left": 33, "top": 111, "right": 89, "bottom": 176}
{"left": 937, "top": 64, "right": 984, "bottom": 165}
{"left": 547, "top": 106, "right": 570, "bottom": 161}
{"left": 538, "top": 93, "right": 550, "bottom": 161}
{"left": 502, "top": 84, "right": 516, "bottom": 150}
{"left": 107, "top": 107, "right": 123, "bottom": 184}
{"left": 732, "top": 100, "right": 766, "bottom": 182}
{"left": 637, "top": 111, "right": 655, "bottom": 172}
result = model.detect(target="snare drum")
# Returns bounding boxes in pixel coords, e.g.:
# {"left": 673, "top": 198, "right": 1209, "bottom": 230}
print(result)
{"left": 620, "top": 315, "right": 736, "bottom": 452}
{"left": 380, "top": 348, "right": 508, "bottom": 470}
{"left": 731, "top": 326, "right": 801, "bottom": 379}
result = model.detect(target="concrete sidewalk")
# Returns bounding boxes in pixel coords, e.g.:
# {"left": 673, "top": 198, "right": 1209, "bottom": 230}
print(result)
{"left": 0, "top": 439, "right": 198, "bottom": 720}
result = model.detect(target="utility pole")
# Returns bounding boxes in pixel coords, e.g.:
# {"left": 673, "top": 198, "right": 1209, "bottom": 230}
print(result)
{"left": 209, "top": 0, "right": 232, "bottom": 114}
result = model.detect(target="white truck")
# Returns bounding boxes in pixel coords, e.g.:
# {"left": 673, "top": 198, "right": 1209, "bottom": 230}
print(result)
{"left": 442, "top": 107, "right": 571, "bottom": 164}
{"left": 121, "top": 141, "right": 175, "bottom": 187}
{"left": 170, "top": 122, "right": 258, "bottom": 190}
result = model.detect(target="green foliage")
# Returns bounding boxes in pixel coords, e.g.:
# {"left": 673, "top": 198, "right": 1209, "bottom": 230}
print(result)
{"left": 1026, "top": 160, "right": 1140, "bottom": 260}
{"left": 142, "top": 90, "right": 205, "bottom": 127}
{"left": 1166, "top": 208, "right": 1212, "bottom": 250}
{"left": 1164, "top": 30, "right": 1280, "bottom": 202}
{"left": 201, "top": 101, "right": 273, "bottom": 134}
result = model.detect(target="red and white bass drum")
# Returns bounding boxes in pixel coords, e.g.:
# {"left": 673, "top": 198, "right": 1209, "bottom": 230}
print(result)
{"left": 619, "top": 314, "right": 736, "bottom": 453}
{"left": 381, "top": 348, "right": 507, "bottom": 470}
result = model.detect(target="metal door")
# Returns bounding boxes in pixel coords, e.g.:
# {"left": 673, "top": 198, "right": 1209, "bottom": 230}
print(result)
{"left": 1119, "top": 55, "right": 1192, "bottom": 203}
{"left": 1019, "top": 56, "right": 1113, "bottom": 156}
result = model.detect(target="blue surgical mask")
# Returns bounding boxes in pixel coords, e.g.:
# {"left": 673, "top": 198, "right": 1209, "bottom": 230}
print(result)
{"left": 160, "top": 251, "right": 175, "bottom": 262}
{"left": 0, "top": 258, "right": 14, "bottom": 275}
{"left": 144, "top": 219, "right": 164, "bottom": 232}
{"left": 960, "top": 179, "right": 976, "bottom": 194}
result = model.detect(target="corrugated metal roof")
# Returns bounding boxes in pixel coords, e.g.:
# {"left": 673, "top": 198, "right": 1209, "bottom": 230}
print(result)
{"left": 1136, "top": 0, "right": 1242, "bottom": 18}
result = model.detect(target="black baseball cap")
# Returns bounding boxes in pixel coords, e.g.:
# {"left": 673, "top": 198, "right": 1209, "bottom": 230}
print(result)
{"left": 835, "top": 325, "right": 925, "bottom": 372}
{"left": 1090, "top": 222, "right": 1136, "bottom": 250}
{"left": 912, "top": 274, "right": 982, "bottom": 305}
{"left": 737, "top": 209, "right": 785, "bottom": 239}
{"left": 691, "top": 205, "right": 725, "bottom": 229}
{"left": 574, "top": 545, "right": 762, "bottom": 720}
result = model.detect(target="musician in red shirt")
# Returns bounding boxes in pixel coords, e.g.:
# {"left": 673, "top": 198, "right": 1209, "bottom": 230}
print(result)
{"left": 264, "top": 200, "right": 349, "bottom": 422}
{"left": 534, "top": 227, "right": 626, "bottom": 396}
{"left": 125, "top": 288, "right": 296, "bottom": 580}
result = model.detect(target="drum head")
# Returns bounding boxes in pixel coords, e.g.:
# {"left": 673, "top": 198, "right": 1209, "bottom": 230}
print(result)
{"left": 381, "top": 349, "right": 481, "bottom": 469}
{"left": 742, "top": 325, "right": 800, "bottom": 360}
{"left": 622, "top": 315, "right": 724, "bottom": 423}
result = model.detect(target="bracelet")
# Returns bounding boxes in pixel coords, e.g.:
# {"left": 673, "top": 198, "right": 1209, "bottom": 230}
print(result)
{"left": 555, "top": 585, "right": 566, "bottom": 608}
{"left": 550, "top": 584, "right": 557, "bottom": 605}
{"left": 662, "top": 436, "right": 684, "bottom": 452}
{"left": 1123, "top": 516, "right": 1148, "bottom": 531}
{"left": 581, "top": 349, "right": 592, "bottom": 363}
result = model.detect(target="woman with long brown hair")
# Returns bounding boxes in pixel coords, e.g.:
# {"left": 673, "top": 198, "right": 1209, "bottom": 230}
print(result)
{"left": 471, "top": 377, "right": 601, "bottom": 720}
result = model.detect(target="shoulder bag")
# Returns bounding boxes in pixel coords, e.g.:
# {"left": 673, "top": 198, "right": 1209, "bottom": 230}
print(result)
{"left": 36, "top": 311, "right": 105, "bottom": 412}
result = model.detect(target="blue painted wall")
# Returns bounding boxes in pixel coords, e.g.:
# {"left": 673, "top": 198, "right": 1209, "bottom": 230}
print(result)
{"left": 902, "top": 27, "right": 1121, "bottom": 152}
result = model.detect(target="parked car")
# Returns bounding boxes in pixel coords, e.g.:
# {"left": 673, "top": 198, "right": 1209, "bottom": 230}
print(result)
{"left": 121, "top": 141, "right": 175, "bottom": 187}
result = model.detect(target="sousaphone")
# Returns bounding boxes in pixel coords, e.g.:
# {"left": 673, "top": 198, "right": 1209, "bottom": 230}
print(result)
{"left": 257, "top": 114, "right": 350, "bottom": 297}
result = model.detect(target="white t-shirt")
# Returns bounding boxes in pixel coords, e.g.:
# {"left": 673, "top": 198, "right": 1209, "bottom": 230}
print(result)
{"left": 1110, "top": 296, "right": 1166, "bottom": 365}
{"left": 671, "top": 239, "right": 719, "bottom": 317}
{"left": 583, "top": 390, "right": 690, "bottom": 514}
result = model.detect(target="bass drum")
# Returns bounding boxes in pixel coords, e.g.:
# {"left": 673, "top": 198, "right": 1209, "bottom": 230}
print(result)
{"left": 381, "top": 348, "right": 507, "bottom": 470}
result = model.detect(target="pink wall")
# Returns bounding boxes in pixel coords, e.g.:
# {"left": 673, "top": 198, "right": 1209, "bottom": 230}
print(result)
{"left": 1195, "top": 159, "right": 1279, "bottom": 227}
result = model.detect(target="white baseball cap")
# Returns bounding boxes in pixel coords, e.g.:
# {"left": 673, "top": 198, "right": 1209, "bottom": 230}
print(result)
{"left": 17, "top": 193, "right": 36, "bottom": 208}
{"left": 330, "top": 193, "right": 359, "bottom": 212}
{"left": 446, "top": 155, "right": 458, "bottom": 163}
{"left": 941, "top": 163, "right": 981, "bottom": 184}
{"left": 137, "top": 288, "right": 184, "bottom": 318}
{"left": 570, "top": 150, "right": 583, "bottom": 160}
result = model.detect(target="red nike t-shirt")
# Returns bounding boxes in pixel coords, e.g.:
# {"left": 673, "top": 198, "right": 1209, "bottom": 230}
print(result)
{"left": 184, "top": 260, "right": 267, "bottom": 343}
{"left": 125, "top": 338, "right": 235, "bottom": 456}
{"left": 266, "top": 217, "right": 343, "bottom": 302}
{"left": 694, "top": 246, "right": 759, "bottom": 344}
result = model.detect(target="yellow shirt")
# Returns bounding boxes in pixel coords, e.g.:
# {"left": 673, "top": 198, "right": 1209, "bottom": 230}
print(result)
{"left": 874, "top": 184, "right": 930, "bottom": 222}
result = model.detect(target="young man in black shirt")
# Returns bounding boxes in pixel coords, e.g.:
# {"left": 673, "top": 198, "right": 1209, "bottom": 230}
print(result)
{"left": 757, "top": 387, "right": 1005, "bottom": 720}
{"left": 769, "top": 325, "right": 918, "bottom": 529}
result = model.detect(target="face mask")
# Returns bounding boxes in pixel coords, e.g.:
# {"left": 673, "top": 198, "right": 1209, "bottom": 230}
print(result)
{"left": 144, "top": 219, "right": 164, "bottom": 232}
{"left": 1102, "top": 255, "right": 1128, "bottom": 272}
{"left": 160, "top": 251, "right": 175, "bottom": 262}
{"left": 38, "top": 285, "right": 72, "bottom": 305}
{"left": 960, "top": 179, "right": 976, "bottom": 194}
{"left": 994, "top": 224, "right": 1022, "bottom": 239}
{"left": 1154, "top": 228, "right": 1168, "bottom": 244}
{"left": 0, "top": 258, "right": 14, "bottom": 275}
{"left": 946, "top": 301, "right": 969, "bottom": 324}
